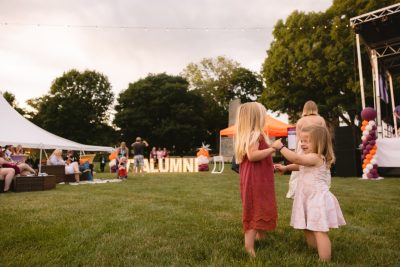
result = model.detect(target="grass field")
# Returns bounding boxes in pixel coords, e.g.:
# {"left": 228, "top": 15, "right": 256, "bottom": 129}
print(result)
{"left": 0, "top": 169, "right": 399, "bottom": 266}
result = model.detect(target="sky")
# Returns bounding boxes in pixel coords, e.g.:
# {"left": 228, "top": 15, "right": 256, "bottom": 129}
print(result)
{"left": 0, "top": 0, "right": 332, "bottom": 113}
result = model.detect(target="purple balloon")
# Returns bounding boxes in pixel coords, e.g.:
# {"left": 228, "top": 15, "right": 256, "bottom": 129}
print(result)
{"left": 369, "top": 140, "right": 376, "bottom": 145}
{"left": 373, "top": 164, "right": 378, "bottom": 169}
{"left": 361, "top": 107, "right": 377, "bottom": 121}
{"left": 370, "top": 169, "right": 377, "bottom": 175}
{"left": 366, "top": 144, "right": 372, "bottom": 150}
{"left": 372, "top": 173, "right": 379, "bottom": 178}
{"left": 367, "top": 173, "right": 374, "bottom": 178}
{"left": 369, "top": 130, "right": 376, "bottom": 136}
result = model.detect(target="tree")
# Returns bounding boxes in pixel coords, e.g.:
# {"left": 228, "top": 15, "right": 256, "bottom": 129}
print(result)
{"left": 2, "top": 91, "right": 26, "bottom": 115}
{"left": 182, "top": 56, "right": 263, "bottom": 110}
{"left": 28, "top": 69, "right": 115, "bottom": 145}
{"left": 261, "top": 0, "right": 398, "bottom": 126}
{"left": 182, "top": 57, "right": 264, "bottom": 147}
{"left": 114, "top": 73, "right": 207, "bottom": 154}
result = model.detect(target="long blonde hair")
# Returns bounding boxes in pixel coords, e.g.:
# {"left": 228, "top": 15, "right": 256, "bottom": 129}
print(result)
{"left": 302, "top": 125, "right": 335, "bottom": 167}
{"left": 234, "top": 102, "right": 268, "bottom": 164}
{"left": 302, "top": 100, "right": 319, "bottom": 117}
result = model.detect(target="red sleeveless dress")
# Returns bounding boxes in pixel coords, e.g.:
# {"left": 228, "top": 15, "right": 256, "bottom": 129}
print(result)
{"left": 240, "top": 137, "right": 277, "bottom": 232}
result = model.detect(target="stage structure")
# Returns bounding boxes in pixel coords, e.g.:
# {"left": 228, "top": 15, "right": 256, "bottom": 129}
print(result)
{"left": 350, "top": 3, "right": 400, "bottom": 173}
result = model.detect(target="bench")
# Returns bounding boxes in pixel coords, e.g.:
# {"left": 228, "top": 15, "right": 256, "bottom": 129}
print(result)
{"left": 41, "top": 165, "right": 91, "bottom": 183}
{"left": 13, "top": 175, "right": 56, "bottom": 192}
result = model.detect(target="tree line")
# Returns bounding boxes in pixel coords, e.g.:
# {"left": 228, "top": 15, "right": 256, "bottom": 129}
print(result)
{"left": 3, "top": 0, "right": 398, "bottom": 153}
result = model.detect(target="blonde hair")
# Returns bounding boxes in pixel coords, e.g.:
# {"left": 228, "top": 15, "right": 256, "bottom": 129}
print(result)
{"left": 302, "top": 125, "right": 335, "bottom": 167}
{"left": 52, "top": 149, "right": 62, "bottom": 158}
{"left": 234, "top": 102, "right": 268, "bottom": 164}
{"left": 302, "top": 100, "right": 319, "bottom": 117}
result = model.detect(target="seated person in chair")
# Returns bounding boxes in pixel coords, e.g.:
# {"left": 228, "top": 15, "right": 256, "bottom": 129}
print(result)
{"left": 0, "top": 167, "right": 16, "bottom": 192}
{"left": 48, "top": 149, "right": 80, "bottom": 183}
{"left": 0, "top": 150, "right": 36, "bottom": 176}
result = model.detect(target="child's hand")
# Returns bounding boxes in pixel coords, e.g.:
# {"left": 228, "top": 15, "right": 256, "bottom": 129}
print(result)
{"left": 274, "top": 164, "right": 286, "bottom": 174}
{"left": 272, "top": 139, "right": 283, "bottom": 150}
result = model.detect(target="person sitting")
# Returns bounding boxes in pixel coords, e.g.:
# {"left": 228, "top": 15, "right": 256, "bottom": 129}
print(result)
{"left": 118, "top": 157, "right": 128, "bottom": 180}
{"left": 48, "top": 149, "right": 80, "bottom": 183}
{"left": 0, "top": 150, "right": 36, "bottom": 176}
{"left": 0, "top": 167, "right": 15, "bottom": 192}
{"left": 15, "top": 145, "right": 25, "bottom": 155}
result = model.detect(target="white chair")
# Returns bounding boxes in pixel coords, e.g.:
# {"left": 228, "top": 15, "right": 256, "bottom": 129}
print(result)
{"left": 211, "top": 155, "right": 224, "bottom": 174}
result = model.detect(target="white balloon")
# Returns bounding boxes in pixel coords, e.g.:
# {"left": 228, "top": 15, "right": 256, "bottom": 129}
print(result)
{"left": 363, "top": 130, "right": 369, "bottom": 136}
{"left": 361, "top": 136, "right": 367, "bottom": 141}
{"left": 363, "top": 168, "right": 369, "bottom": 174}
{"left": 366, "top": 125, "right": 372, "bottom": 131}
{"left": 362, "top": 174, "right": 368, "bottom": 179}
{"left": 370, "top": 159, "right": 377, "bottom": 165}
{"left": 366, "top": 163, "right": 373, "bottom": 170}
{"left": 368, "top": 120, "right": 376, "bottom": 126}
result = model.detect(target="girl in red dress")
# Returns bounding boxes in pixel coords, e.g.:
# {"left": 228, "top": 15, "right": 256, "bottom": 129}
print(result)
{"left": 234, "top": 102, "right": 278, "bottom": 257}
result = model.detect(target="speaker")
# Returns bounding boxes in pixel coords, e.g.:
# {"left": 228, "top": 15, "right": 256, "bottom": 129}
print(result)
{"left": 333, "top": 126, "right": 362, "bottom": 177}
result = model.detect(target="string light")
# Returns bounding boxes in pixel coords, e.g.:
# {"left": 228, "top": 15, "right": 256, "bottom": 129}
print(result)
{"left": 0, "top": 21, "right": 352, "bottom": 32}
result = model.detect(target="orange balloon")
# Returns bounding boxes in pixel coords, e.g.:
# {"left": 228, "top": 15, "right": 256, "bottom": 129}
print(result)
{"left": 362, "top": 164, "right": 366, "bottom": 169}
{"left": 366, "top": 154, "right": 372, "bottom": 160}
{"left": 361, "top": 126, "right": 366, "bottom": 131}
{"left": 370, "top": 149, "right": 376, "bottom": 155}
{"left": 362, "top": 120, "right": 369, "bottom": 126}
{"left": 373, "top": 145, "right": 377, "bottom": 150}
{"left": 363, "top": 159, "right": 369, "bottom": 164}
{"left": 109, "top": 151, "right": 117, "bottom": 160}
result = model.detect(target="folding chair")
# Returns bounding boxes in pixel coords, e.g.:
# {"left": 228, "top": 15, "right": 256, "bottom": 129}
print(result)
{"left": 211, "top": 155, "right": 224, "bottom": 174}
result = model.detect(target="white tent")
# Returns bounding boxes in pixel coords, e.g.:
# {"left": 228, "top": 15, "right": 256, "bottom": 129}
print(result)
{"left": 0, "top": 94, "right": 113, "bottom": 152}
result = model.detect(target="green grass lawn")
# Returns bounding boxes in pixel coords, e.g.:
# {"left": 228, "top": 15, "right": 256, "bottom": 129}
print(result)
{"left": 1, "top": 170, "right": 399, "bottom": 266}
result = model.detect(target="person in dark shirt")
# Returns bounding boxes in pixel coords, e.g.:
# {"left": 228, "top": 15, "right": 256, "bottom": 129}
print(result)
{"left": 131, "top": 137, "right": 149, "bottom": 175}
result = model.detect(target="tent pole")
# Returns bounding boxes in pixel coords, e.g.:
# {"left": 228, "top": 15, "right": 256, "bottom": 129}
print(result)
{"left": 387, "top": 72, "right": 398, "bottom": 137}
{"left": 371, "top": 50, "right": 383, "bottom": 138}
{"left": 39, "top": 147, "right": 43, "bottom": 174}
{"left": 219, "top": 135, "right": 222, "bottom": 156}
{"left": 356, "top": 34, "right": 366, "bottom": 109}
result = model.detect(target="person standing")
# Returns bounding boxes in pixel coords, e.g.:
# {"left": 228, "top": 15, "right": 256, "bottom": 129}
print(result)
{"left": 234, "top": 102, "right": 278, "bottom": 257}
{"left": 100, "top": 153, "right": 106, "bottom": 172}
{"left": 286, "top": 100, "right": 326, "bottom": 199}
{"left": 273, "top": 125, "right": 345, "bottom": 262}
{"left": 131, "top": 137, "right": 149, "bottom": 175}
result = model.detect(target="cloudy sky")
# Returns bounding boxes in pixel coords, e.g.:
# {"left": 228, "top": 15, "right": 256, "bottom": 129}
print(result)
{"left": 0, "top": 0, "right": 332, "bottom": 108}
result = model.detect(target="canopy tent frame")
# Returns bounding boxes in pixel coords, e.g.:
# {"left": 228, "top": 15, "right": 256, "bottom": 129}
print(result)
{"left": 350, "top": 3, "right": 400, "bottom": 138}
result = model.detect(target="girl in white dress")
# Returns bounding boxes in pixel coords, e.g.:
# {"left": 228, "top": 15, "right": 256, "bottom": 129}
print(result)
{"left": 273, "top": 125, "right": 345, "bottom": 262}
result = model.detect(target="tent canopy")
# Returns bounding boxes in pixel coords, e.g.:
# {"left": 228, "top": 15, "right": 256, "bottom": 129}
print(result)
{"left": 220, "top": 115, "right": 293, "bottom": 137}
{"left": 0, "top": 94, "right": 113, "bottom": 152}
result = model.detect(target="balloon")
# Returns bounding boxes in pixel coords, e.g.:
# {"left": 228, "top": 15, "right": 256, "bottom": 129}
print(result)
{"left": 366, "top": 144, "right": 372, "bottom": 150}
{"left": 366, "top": 163, "right": 373, "bottom": 170}
{"left": 361, "top": 136, "right": 367, "bottom": 141}
{"left": 363, "top": 168, "right": 369, "bottom": 174}
{"left": 361, "top": 126, "right": 366, "bottom": 131}
{"left": 366, "top": 125, "right": 372, "bottom": 131}
{"left": 362, "top": 173, "right": 368, "bottom": 179}
{"left": 361, "top": 107, "right": 377, "bottom": 121}
{"left": 370, "top": 169, "right": 377, "bottom": 176}
{"left": 362, "top": 120, "right": 369, "bottom": 126}
{"left": 363, "top": 131, "right": 369, "bottom": 136}
{"left": 367, "top": 173, "right": 373, "bottom": 179}
{"left": 369, "top": 140, "right": 376, "bottom": 145}
{"left": 370, "top": 158, "right": 377, "bottom": 165}
{"left": 373, "top": 164, "right": 378, "bottom": 169}
{"left": 368, "top": 120, "right": 376, "bottom": 126}
{"left": 109, "top": 151, "right": 117, "bottom": 160}
{"left": 369, "top": 130, "right": 376, "bottom": 136}
{"left": 366, "top": 154, "right": 372, "bottom": 160}
{"left": 370, "top": 150, "right": 376, "bottom": 155}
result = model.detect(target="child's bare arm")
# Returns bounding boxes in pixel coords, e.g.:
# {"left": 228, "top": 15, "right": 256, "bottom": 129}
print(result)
{"left": 272, "top": 139, "right": 320, "bottom": 167}
{"left": 246, "top": 141, "right": 275, "bottom": 162}
{"left": 274, "top": 163, "right": 299, "bottom": 174}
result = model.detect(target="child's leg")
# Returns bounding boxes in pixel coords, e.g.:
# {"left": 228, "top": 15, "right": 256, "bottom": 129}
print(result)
{"left": 314, "top": 231, "right": 331, "bottom": 262}
{"left": 255, "top": 230, "right": 266, "bottom": 241}
{"left": 304, "top": 229, "right": 317, "bottom": 249}
{"left": 244, "top": 229, "right": 257, "bottom": 257}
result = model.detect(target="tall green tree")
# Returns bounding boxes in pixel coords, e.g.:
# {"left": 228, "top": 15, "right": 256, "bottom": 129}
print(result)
{"left": 28, "top": 69, "right": 115, "bottom": 145}
{"left": 182, "top": 56, "right": 263, "bottom": 110}
{"left": 261, "top": 0, "right": 398, "bottom": 126}
{"left": 114, "top": 73, "right": 207, "bottom": 154}
{"left": 2, "top": 91, "right": 26, "bottom": 115}
{"left": 182, "top": 56, "right": 264, "bottom": 147}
